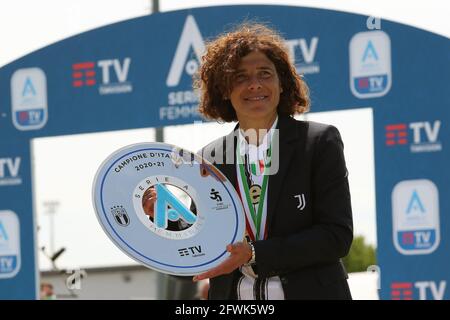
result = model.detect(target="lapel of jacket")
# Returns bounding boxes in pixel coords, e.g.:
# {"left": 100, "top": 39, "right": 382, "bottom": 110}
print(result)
{"left": 266, "top": 115, "right": 300, "bottom": 235}
{"left": 215, "top": 125, "right": 239, "bottom": 188}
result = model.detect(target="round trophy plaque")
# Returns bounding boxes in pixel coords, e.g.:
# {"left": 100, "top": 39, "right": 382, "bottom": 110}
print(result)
{"left": 92, "top": 142, "right": 245, "bottom": 275}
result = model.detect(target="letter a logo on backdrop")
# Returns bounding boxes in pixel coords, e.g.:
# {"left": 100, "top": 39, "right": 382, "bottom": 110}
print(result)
{"left": 10, "top": 68, "right": 48, "bottom": 131}
{"left": 0, "top": 211, "right": 21, "bottom": 279}
{"left": 166, "top": 15, "right": 205, "bottom": 87}
{"left": 349, "top": 31, "right": 392, "bottom": 98}
{"left": 392, "top": 179, "right": 440, "bottom": 255}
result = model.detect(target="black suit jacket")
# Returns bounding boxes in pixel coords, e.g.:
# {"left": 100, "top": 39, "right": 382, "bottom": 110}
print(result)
{"left": 198, "top": 115, "right": 353, "bottom": 300}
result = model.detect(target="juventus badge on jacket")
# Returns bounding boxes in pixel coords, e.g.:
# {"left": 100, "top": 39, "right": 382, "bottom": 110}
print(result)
{"left": 294, "top": 194, "right": 306, "bottom": 211}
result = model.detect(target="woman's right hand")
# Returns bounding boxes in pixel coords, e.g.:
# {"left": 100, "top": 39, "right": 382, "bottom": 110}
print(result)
{"left": 142, "top": 187, "right": 157, "bottom": 218}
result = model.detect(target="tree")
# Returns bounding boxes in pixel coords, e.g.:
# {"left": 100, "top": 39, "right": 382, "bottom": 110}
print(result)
{"left": 342, "top": 235, "right": 377, "bottom": 273}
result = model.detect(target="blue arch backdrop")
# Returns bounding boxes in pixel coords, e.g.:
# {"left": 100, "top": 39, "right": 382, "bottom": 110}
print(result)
{"left": 0, "top": 5, "right": 448, "bottom": 299}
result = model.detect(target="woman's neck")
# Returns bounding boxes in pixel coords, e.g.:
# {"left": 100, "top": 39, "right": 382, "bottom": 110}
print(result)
{"left": 238, "top": 113, "right": 278, "bottom": 146}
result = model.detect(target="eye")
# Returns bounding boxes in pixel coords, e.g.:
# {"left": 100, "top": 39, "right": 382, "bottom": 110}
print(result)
{"left": 259, "top": 70, "right": 272, "bottom": 78}
{"left": 234, "top": 74, "right": 248, "bottom": 83}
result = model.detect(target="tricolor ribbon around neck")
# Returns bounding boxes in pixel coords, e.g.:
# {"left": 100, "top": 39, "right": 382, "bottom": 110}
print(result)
{"left": 236, "top": 141, "right": 272, "bottom": 241}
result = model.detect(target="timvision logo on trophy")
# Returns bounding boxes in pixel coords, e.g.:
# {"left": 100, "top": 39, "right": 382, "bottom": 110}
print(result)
{"left": 92, "top": 142, "right": 245, "bottom": 275}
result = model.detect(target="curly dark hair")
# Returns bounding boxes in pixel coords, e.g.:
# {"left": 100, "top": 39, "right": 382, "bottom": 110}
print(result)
{"left": 194, "top": 23, "right": 310, "bottom": 122}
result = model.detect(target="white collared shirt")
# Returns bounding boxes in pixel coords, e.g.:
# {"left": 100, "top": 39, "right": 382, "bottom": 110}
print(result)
{"left": 237, "top": 117, "right": 278, "bottom": 166}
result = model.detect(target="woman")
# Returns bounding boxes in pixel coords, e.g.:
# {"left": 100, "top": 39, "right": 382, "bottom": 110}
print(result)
{"left": 145, "top": 24, "right": 353, "bottom": 300}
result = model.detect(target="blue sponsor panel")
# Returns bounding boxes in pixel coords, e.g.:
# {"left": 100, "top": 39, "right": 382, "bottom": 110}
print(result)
{"left": 374, "top": 107, "right": 449, "bottom": 300}
{"left": 0, "top": 139, "right": 37, "bottom": 299}
{"left": 0, "top": 6, "right": 444, "bottom": 138}
{"left": 0, "top": 5, "right": 449, "bottom": 298}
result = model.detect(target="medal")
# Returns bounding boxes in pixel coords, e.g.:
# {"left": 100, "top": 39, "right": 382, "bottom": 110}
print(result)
{"left": 248, "top": 184, "right": 262, "bottom": 205}
{"left": 237, "top": 142, "right": 271, "bottom": 241}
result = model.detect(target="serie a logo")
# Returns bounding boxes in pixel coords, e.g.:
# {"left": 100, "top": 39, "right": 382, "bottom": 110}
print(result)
{"left": 154, "top": 184, "right": 196, "bottom": 229}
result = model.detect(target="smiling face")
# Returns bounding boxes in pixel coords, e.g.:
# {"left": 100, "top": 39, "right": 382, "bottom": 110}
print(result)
{"left": 229, "top": 51, "right": 282, "bottom": 125}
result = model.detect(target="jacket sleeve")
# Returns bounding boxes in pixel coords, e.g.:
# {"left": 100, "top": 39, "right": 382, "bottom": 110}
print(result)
{"left": 254, "top": 125, "right": 353, "bottom": 278}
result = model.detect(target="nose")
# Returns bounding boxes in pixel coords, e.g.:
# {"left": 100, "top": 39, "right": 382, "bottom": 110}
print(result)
{"left": 247, "top": 76, "right": 262, "bottom": 91}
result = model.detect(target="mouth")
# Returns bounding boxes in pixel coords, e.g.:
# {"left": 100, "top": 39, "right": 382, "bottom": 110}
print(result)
{"left": 244, "top": 95, "right": 268, "bottom": 101}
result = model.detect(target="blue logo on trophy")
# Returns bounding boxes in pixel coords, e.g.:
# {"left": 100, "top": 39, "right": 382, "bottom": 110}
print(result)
{"left": 154, "top": 184, "right": 197, "bottom": 229}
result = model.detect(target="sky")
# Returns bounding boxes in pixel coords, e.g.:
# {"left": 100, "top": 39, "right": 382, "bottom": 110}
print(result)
{"left": 0, "top": 0, "right": 448, "bottom": 271}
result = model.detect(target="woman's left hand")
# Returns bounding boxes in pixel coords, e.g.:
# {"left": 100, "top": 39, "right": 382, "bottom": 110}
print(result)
{"left": 193, "top": 241, "right": 252, "bottom": 281}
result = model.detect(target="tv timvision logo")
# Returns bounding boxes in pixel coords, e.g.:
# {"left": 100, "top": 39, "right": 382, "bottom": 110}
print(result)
{"left": 0, "top": 157, "right": 22, "bottom": 187}
{"left": 391, "top": 281, "right": 447, "bottom": 300}
{"left": 285, "top": 36, "right": 320, "bottom": 75}
{"left": 385, "top": 120, "right": 442, "bottom": 153}
{"left": 178, "top": 245, "right": 204, "bottom": 258}
{"left": 72, "top": 58, "right": 132, "bottom": 95}
{"left": 349, "top": 30, "right": 391, "bottom": 98}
